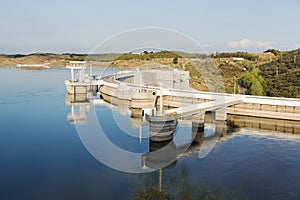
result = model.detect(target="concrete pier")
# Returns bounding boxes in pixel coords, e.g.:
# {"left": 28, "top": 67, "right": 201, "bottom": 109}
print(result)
{"left": 191, "top": 113, "right": 205, "bottom": 145}
{"left": 146, "top": 115, "right": 178, "bottom": 142}
{"left": 214, "top": 107, "right": 227, "bottom": 121}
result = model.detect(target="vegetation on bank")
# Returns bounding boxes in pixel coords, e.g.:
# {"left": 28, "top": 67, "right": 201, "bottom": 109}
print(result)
{"left": 264, "top": 48, "right": 281, "bottom": 56}
{"left": 132, "top": 166, "right": 247, "bottom": 200}
{"left": 115, "top": 50, "right": 181, "bottom": 60}
{"left": 241, "top": 65, "right": 265, "bottom": 96}
{"left": 259, "top": 48, "right": 300, "bottom": 98}
{"left": 211, "top": 49, "right": 300, "bottom": 97}
{"left": 211, "top": 51, "right": 259, "bottom": 61}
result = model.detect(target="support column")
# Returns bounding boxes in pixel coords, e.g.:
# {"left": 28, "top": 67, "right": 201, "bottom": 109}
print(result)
{"left": 215, "top": 107, "right": 227, "bottom": 121}
{"left": 215, "top": 120, "right": 227, "bottom": 137}
{"left": 214, "top": 107, "right": 227, "bottom": 137}
{"left": 148, "top": 115, "right": 177, "bottom": 142}
{"left": 71, "top": 68, "right": 74, "bottom": 81}
{"left": 192, "top": 112, "right": 205, "bottom": 145}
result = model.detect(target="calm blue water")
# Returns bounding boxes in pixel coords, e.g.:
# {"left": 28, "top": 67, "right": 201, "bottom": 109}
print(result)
{"left": 0, "top": 67, "right": 300, "bottom": 200}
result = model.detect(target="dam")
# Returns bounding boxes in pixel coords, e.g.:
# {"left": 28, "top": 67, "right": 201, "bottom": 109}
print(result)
{"left": 65, "top": 63, "right": 300, "bottom": 141}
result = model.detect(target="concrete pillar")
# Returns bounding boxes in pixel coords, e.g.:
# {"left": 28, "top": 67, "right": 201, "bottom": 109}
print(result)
{"left": 192, "top": 113, "right": 205, "bottom": 145}
{"left": 159, "top": 87, "right": 163, "bottom": 116}
{"left": 74, "top": 86, "right": 87, "bottom": 95}
{"left": 148, "top": 115, "right": 177, "bottom": 142}
{"left": 71, "top": 68, "right": 74, "bottom": 81}
{"left": 215, "top": 120, "right": 227, "bottom": 137}
{"left": 215, "top": 107, "right": 227, "bottom": 121}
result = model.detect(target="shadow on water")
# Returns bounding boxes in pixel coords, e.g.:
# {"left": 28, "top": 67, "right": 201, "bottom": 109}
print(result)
{"left": 65, "top": 92, "right": 237, "bottom": 162}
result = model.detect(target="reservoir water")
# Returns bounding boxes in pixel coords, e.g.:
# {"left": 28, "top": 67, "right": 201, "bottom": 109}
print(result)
{"left": 0, "top": 67, "right": 300, "bottom": 200}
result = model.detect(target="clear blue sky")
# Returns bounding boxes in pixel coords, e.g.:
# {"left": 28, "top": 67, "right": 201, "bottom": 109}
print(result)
{"left": 1, "top": 0, "right": 300, "bottom": 54}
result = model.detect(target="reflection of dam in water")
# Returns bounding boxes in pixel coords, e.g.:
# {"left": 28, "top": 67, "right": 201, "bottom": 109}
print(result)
{"left": 66, "top": 90, "right": 300, "bottom": 171}
{"left": 65, "top": 91, "right": 300, "bottom": 139}
{"left": 228, "top": 115, "right": 300, "bottom": 134}
{"left": 65, "top": 89, "right": 300, "bottom": 172}
{"left": 65, "top": 92, "right": 229, "bottom": 169}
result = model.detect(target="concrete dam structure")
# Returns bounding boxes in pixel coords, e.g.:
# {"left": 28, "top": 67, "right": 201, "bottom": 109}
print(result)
{"left": 65, "top": 65, "right": 300, "bottom": 141}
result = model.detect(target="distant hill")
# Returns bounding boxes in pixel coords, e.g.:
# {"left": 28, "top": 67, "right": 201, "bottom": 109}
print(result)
{"left": 259, "top": 49, "right": 300, "bottom": 98}
{"left": 115, "top": 50, "right": 180, "bottom": 60}
{"left": 0, "top": 53, "right": 120, "bottom": 67}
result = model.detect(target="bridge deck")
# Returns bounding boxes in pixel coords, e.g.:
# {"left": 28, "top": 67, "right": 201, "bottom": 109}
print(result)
{"left": 165, "top": 96, "right": 242, "bottom": 116}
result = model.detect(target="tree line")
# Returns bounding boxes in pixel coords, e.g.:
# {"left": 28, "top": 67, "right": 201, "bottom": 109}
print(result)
{"left": 211, "top": 52, "right": 259, "bottom": 61}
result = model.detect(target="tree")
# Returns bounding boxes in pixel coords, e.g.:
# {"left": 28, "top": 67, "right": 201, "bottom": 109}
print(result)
{"left": 264, "top": 49, "right": 281, "bottom": 56}
{"left": 241, "top": 68, "right": 265, "bottom": 96}
{"left": 249, "top": 80, "right": 264, "bottom": 96}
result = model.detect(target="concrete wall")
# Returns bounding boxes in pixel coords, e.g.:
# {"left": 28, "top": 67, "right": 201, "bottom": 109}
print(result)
{"left": 100, "top": 72, "right": 300, "bottom": 122}
{"left": 133, "top": 70, "right": 190, "bottom": 90}
{"left": 227, "top": 102, "right": 300, "bottom": 121}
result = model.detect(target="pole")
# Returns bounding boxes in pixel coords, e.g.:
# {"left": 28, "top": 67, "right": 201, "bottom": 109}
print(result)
{"left": 233, "top": 76, "right": 236, "bottom": 95}
{"left": 71, "top": 68, "right": 74, "bottom": 81}
{"left": 159, "top": 87, "right": 163, "bottom": 116}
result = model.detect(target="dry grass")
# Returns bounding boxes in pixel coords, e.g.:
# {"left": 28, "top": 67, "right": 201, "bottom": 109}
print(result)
{"left": 0, "top": 54, "right": 71, "bottom": 67}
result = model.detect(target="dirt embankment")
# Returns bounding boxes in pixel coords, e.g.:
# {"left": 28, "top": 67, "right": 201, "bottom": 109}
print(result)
{"left": 0, "top": 54, "right": 71, "bottom": 67}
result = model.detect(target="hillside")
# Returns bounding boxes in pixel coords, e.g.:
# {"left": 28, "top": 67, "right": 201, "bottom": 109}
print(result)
{"left": 0, "top": 53, "right": 80, "bottom": 67}
{"left": 109, "top": 51, "right": 263, "bottom": 93}
{"left": 0, "top": 53, "right": 119, "bottom": 67}
{"left": 259, "top": 49, "right": 300, "bottom": 98}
